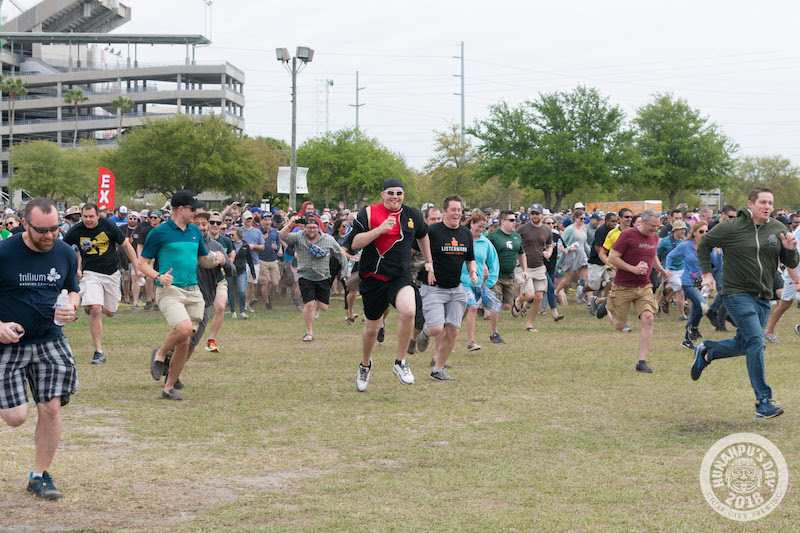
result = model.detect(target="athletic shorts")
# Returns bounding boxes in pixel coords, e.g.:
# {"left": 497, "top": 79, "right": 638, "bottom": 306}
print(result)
{"left": 190, "top": 306, "right": 211, "bottom": 346}
{"left": 0, "top": 337, "right": 77, "bottom": 409}
{"left": 156, "top": 285, "right": 205, "bottom": 329}
{"left": 492, "top": 276, "right": 516, "bottom": 306}
{"left": 258, "top": 261, "right": 280, "bottom": 286}
{"left": 359, "top": 273, "right": 415, "bottom": 321}
{"left": 465, "top": 285, "right": 502, "bottom": 313}
{"left": 667, "top": 270, "right": 684, "bottom": 292}
{"left": 299, "top": 277, "right": 332, "bottom": 305}
{"left": 606, "top": 283, "right": 658, "bottom": 321}
{"left": 586, "top": 264, "right": 610, "bottom": 291}
{"left": 80, "top": 270, "right": 121, "bottom": 312}
{"left": 420, "top": 284, "right": 468, "bottom": 329}
{"left": 247, "top": 263, "right": 260, "bottom": 285}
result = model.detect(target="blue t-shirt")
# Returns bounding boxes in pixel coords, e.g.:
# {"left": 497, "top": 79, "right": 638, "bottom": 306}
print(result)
{"left": 0, "top": 235, "right": 80, "bottom": 345}
{"left": 141, "top": 219, "right": 208, "bottom": 287}
{"left": 242, "top": 226, "right": 265, "bottom": 264}
{"left": 259, "top": 226, "right": 280, "bottom": 262}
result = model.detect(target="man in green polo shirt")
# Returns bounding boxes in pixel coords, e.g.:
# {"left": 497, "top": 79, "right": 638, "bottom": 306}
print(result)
{"left": 138, "top": 190, "right": 225, "bottom": 400}
{"left": 486, "top": 210, "right": 528, "bottom": 344}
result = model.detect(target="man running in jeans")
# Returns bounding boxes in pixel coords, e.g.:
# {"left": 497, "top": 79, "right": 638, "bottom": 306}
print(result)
{"left": 349, "top": 178, "right": 432, "bottom": 392}
{"left": 693, "top": 187, "right": 798, "bottom": 419}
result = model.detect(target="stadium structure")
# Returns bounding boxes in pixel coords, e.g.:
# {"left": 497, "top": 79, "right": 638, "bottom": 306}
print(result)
{"left": 0, "top": 0, "right": 245, "bottom": 205}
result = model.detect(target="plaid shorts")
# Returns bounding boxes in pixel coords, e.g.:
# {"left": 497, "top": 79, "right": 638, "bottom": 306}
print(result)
{"left": 0, "top": 337, "right": 78, "bottom": 409}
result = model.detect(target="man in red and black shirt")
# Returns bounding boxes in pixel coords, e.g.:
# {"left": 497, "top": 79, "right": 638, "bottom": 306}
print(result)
{"left": 349, "top": 178, "right": 432, "bottom": 392}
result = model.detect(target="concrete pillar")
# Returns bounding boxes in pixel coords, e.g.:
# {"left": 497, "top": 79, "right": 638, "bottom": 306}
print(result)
{"left": 56, "top": 82, "right": 63, "bottom": 145}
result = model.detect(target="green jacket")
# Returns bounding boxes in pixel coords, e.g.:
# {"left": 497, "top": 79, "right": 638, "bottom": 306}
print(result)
{"left": 698, "top": 207, "right": 799, "bottom": 299}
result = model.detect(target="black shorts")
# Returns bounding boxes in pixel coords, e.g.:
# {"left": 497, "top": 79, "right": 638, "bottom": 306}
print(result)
{"left": 359, "top": 273, "right": 415, "bottom": 321}
{"left": 299, "top": 277, "right": 332, "bottom": 305}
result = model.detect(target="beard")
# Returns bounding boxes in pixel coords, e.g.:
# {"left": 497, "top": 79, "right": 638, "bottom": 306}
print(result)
{"left": 28, "top": 231, "right": 56, "bottom": 252}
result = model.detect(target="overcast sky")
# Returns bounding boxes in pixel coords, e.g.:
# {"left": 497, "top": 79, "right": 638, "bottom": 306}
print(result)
{"left": 10, "top": 0, "right": 800, "bottom": 172}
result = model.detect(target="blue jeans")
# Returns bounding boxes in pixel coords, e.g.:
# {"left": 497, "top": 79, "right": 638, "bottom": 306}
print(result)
{"left": 541, "top": 272, "right": 558, "bottom": 309}
{"left": 228, "top": 273, "right": 247, "bottom": 314}
{"left": 682, "top": 285, "right": 704, "bottom": 330}
{"left": 704, "top": 293, "right": 771, "bottom": 400}
{"left": 710, "top": 267, "right": 724, "bottom": 313}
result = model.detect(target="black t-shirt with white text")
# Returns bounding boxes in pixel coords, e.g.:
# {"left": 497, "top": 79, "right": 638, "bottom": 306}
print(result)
{"left": 418, "top": 222, "right": 474, "bottom": 289}
{"left": 64, "top": 217, "right": 125, "bottom": 275}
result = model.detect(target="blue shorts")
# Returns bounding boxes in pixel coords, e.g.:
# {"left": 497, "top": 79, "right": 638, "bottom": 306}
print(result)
{"left": 465, "top": 285, "right": 502, "bottom": 313}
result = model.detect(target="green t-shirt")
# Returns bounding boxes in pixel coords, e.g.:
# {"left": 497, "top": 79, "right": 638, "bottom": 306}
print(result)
{"left": 486, "top": 229, "right": 523, "bottom": 278}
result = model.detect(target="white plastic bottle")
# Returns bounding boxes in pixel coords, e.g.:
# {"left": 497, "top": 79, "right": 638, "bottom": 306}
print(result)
{"left": 700, "top": 286, "right": 711, "bottom": 314}
{"left": 54, "top": 289, "right": 70, "bottom": 326}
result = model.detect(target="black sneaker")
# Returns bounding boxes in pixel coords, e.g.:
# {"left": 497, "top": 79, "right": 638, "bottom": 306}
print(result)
{"left": 681, "top": 337, "right": 695, "bottom": 350}
{"left": 705, "top": 309, "right": 718, "bottom": 327}
{"left": 430, "top": 369, "right": 456, "bottom": 382}
{"left": 596, "top": 302, "right": 608, "bottom": 319}
{"left": 377, "top": 325, "right": 385, "bottom": 343}
{"left": 692, "top": 327, "right": 702, "bottom": 339}
{"left": 27, "top": 471, "right": 63, "bottom": 500}
{"left": 90, "top": 350, "right": 106, "bottom": 364}
{"left": 407, "top": 338, "right": 417, "bottom": 355}
{"left": 265, "top": 301, "right": 273, "bottom": 311}
{"left": 143, "top": 301, "right": 153, "bottom": 311}
{"left": 635, "top": 360, "right": 653, "bottom": 373}
{"left": 416, "top": 330, "right": 430, "bottom": 352}
{"left": 755, "top": 398, "right": 784, "bottom": 419}
{"left": 691, "top": 342, "right": 709, "bottom": 381}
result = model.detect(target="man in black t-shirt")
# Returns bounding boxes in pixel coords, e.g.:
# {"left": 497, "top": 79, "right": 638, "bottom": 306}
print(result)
{"left": 136, "top": 210, "right": 162, "bottom": 310}
{"left": 586, "top": 212, "right": 617, "bottom": 311}
{"left": 64, "top": 203, "right": 137, "bottom": 364}
{"left": 417, "top": 194, "right": 477, "bottom": 382}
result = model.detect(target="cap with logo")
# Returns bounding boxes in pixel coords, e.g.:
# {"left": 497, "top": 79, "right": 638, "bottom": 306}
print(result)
{"left": 119, "top": 205, "right": 128, "bottom": 214}
{"left": 241, "top": 210, "right": 254, "bottom": 219}
{"left": 171, "top": 189, "right": 204, "bottom": 209}
{"left": 528, "top": 203, "right": 544, "bottom": 214}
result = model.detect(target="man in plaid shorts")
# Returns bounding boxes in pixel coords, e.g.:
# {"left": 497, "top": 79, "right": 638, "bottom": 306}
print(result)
{"left": 0, "top": 197, "right": 80, "bottom": 500}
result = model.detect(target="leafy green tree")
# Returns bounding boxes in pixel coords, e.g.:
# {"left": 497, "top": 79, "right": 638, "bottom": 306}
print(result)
{"left": 297, "top": 127, "right": 415, "bottom": 208}
{"left": 110, "top": 95, "right": 135, "bottom": 140}
{"left": 1, "top": 77, "right": 27, "bottom": 148}
{"left": 471, "top": 86, "right": 636, "bottom": 211}
{"left": 9, "top": 140, "right": 101, "bottom": 200}
{"left": 723, "top": 155, "right": 800, "bottom": 210}
{"left": 422, "top": 124, "right": 479, "bottom": 204}
{"left": 241, "top": 136, "right": 289, "bottom": 207}
{"left": 64, "top": 88, "right": 89, "bottom": 147}
{"left": 105, "top": 114, "right": 261, "bottom": 196}
{"left": 633, "top": 93, "right": 737, "bottom": 209}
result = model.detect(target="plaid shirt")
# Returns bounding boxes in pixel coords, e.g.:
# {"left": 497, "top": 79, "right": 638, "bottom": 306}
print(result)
{"left": 284, "top": 231, "right": 348, "bottom": 281}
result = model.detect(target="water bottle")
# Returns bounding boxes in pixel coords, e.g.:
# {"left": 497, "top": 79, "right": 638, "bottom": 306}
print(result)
{"left": 700, "top": 287, "right": 711, "bottom": 314}
{"left": 54, "top": 289, "right": 70, "bottom": 326}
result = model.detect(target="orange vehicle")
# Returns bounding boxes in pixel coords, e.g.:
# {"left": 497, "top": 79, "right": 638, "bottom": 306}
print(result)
{"left": 585, "top": 200, "right": 662, "bottom": 214}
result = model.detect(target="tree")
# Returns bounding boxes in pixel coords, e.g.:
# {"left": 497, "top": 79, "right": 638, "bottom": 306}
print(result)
{"left": 9, "top": 140, "right": 101, "bottom": 200}
{"left": 64, "top": 88, "right": 89, "bottom": 147}
{"left": 105, "top": 113, "right": 261, "bottom": 196}
{"left": 633, "top": 93, "right": 737, "bottom": 209}
{"left": 297, "top": 127, "right": 415, "bottom": 208}
{"left": 471, "top": 86, "right": 636, "bottom": 210}
{"left": 1, "top": 77, "right": 28, "bottom": 149}
{"left": 110, "top": 95, "right": 135, "bottom": 140}
{"left": 240, "top": 136, "right": 289, "bottom": 207}
{"left": 724, "top": 155, "right": 800, "bottom": 209}
{"left": 421, "top": 124, "right": 480, "bottom": 204}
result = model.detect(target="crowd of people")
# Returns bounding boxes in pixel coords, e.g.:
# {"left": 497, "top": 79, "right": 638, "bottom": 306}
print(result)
{"left": 1, "top": 184, "right": 797, "bottom": 501}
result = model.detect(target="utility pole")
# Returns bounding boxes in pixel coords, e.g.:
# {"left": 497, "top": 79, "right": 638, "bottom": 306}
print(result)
{"left": 349, "top": 70, "right": 365, "bottom": 130}
{"left": 453, "top": 41, "right": 465, "bottom": 142}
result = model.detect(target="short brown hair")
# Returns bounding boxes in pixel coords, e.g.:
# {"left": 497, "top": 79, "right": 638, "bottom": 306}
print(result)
{"left": 24, "top": 197, "right": 56, "bottom": 220}
{"left": 442, "top": 194, "right": 463, "bottom": 211}
{"left": 749, "top": 186, "right": 773, "bottom": 203}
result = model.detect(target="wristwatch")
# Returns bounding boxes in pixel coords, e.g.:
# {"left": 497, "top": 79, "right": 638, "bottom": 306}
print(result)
{"left": 155, "top": 274, "right": 161, "bottom": 283}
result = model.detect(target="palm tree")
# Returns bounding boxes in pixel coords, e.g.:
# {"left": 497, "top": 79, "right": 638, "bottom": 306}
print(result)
{"left": 110, "top": 95, "right": 134, "bottom": 140}
{"left": 64, "top": 88, "right": 88, "bottom": 147}
{"left": 1, "top": 77, "right": 28, "bottom": 149}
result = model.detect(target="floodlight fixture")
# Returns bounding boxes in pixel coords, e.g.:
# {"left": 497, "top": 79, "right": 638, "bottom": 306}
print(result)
{"left": 275, "top": 47, "right": 290, "bottom": 62}
{"left": 296, "top": 46, "right": 314, "bottom": 63}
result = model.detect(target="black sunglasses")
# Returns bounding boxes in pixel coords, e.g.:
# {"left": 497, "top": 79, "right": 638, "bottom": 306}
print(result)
{"left": 385, "top": 190, "right": 403, "bottom": 196}
{"left": 149, "top": 215, "right": 159, "bottom": 219}
{"left": 209, "top": 220, "right": 222, "bottom": 225}
{"left": 622, "top": 215, "right": 632, "bottom": 219}
{"left": 505, "top": 218, "right": 516, "bottom": 222}
{"left": 27, "top": 220, "right": 61, "bottom": 233}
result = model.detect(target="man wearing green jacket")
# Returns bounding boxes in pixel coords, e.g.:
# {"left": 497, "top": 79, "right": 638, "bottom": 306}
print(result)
{"left": 693, "top": 187, "right": 798, "bottom": 419}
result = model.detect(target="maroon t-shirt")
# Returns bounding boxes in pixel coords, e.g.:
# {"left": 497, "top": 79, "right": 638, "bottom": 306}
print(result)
{"left": 611, "top": 228, "right": 659, "bottom": 287}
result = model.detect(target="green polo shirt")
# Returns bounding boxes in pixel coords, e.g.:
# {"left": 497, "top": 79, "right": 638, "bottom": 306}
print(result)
{"left": 141, "top": 219, "right": 208, "bottom": 287}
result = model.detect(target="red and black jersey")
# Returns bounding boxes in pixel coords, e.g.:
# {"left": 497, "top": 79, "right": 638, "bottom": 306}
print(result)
{"left": 350, "top": 203, "right": 426, "bottom": 280}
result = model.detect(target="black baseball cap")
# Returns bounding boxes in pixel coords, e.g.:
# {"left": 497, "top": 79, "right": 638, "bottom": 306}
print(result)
{"left": 171, "top": 190, "right": 203, "bottom": 209}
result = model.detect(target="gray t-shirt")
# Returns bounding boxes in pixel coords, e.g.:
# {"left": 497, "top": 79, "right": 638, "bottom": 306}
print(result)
{"left": 242, "top": 226, "right": 265, "bottom": 264}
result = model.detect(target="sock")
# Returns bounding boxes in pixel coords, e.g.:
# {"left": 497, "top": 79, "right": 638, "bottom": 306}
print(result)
{"left": 31, "top": 472, "right": 43, "bottom": 479}
{"left": 395, "top": 359, "right": 404, "bottom": 366}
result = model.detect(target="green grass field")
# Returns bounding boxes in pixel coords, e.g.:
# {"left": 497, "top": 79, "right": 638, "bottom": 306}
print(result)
{"left": 0, "top": 295, "right": 797, "bottom": 531}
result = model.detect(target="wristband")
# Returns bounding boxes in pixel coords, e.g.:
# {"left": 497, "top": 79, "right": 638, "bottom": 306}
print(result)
{"left": 425, "top": 260, "right": 433, "bottom": 264}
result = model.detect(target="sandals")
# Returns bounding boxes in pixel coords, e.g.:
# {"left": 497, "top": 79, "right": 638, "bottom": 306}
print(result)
{"left": 511, "top": 301, "right": 521, "bottom": 318}
{"left": 346, "top": 317, "right": 356, "bottom": 326}
{"left": 553, "top": 314, "right": 565, "bottom": 322}
{"left": 302, "top": 333, "right": 314, "bottom": 342}
{"left": 525, "top": 326, "right": 538, "bottom": 332}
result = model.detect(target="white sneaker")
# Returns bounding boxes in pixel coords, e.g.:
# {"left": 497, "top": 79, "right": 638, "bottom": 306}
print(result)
{"left": 575, "top": 286, "right": 584, "bottom": 303}
{"left": 356, "top": 360, "right": 372, "bottom": 392}
{"left": 393, "top": 359, "right": 415, "bottom": 385}
{"left": 231, "top": 313, "right": 237, "bottom": 319}
{"left": 240, "top": 312, "right": 249, "bottom": 320}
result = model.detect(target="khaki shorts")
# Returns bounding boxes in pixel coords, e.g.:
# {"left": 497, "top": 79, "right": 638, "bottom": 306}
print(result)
{"left": 606, "top": 283, "right": 658, "bottom": 321}
{"left": 156, "top": 285, "right": 205, "bottom": 329}
{"left": 215, "top": 278, "right": 228, "bottom": 302}
{"left": 492, "top": 276, "right": 516, "bottom": 305}
{"left": 258, "top": 261, "right": 280, "bottom": 286}
{"left": 345, "top": 272, "right": 361, "bottom": 292}
{"left": 80, "top": 270, "right": 121, "bottom": 312}
{"left": 515, "top": 265, "right": 547, "bottom": 293}
{"left": 587, "top": 264, "right": 610, "bottom": 291}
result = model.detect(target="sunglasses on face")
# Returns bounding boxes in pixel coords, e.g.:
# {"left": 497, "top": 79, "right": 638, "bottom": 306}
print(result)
{"left": 27, "top": 221, "right": 61, "bottom": 234}
{"left": 224, "top": 219, "right": 232, "bottom": 222}
{"left": 545, "top": 221, "right": 555, "bottom": 225}
{"left": 622, "top": 215, "right": 632, "bottom": 219}
{"left": 385, "top": 190, "right": 403, "bottom": 196}
{"left": 578, "top": 217, "right": 586, "bottom": 220}
{"left": 209, "top": 220, "right": 222, "bottom": 226}
{"left": 149, "top": 216, "right": 159, "bottom": 219}
{"left": 697, "top": 230, "right": 706, "bottom": 234}
{"left": 504, "top": 218, "right": 516, "bottom": 222}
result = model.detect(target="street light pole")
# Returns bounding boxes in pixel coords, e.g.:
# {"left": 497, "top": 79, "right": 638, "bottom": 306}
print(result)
{"left": 290, "top": 56, "right": 298, "bottom": 211}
